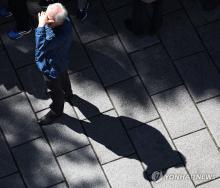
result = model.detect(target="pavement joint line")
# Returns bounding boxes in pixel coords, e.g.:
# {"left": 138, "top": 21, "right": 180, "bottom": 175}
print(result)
{"left": 195, "top": 176, "right": 220, "bottom": 187}
{"left": 11, "top": 136, "right": 43, "bottom": 149}
{"left": 101, "top": 152, "right": 137, "bottom": 166}
{"left": 0, "top": 127, "right": 28, "bottom": 188}
{"left": 84, "top": 33, "right": 116, "bottom": 45}
{"left": 0, "top": 91, "right": 23, "bottom": 102}
{"left": 67, "top": 64, "right": 93, "bottom": 76}
{"left": 196, "top": 17, "right": 220, "bottom": 29}
{"left": 46, "top": 180, "right": 66, "bottom": 188}
{"left": 55, "top": 144, "right": 91, "bottom": 158}
{"left": 128, "top": 117, "right": 161, "bottom": 131}
{"left": 172, "top": 50, "right": 205, "bottom": 61}
{"left": 105, "top": 3, "right": 132, "bottom": 13}
{"left": 172, "top": 127, "right": 207, "bottom": 141}
{"left": 196, "top": 94, "right": 220, "bottom": 104}
{"left": 14, "top": 62, "right": 35, "bottom": 71}
{"left": 104, "top": 75, "right": 138, "bottom": 89}
{"left": 177, "top": 1, "right": 220, "bottom": 150}
{"left": 0, "top": 171, "right": 18, "bottom": 179}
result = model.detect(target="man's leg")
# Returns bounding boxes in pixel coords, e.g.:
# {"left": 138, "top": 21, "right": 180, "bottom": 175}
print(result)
{"left": 38, "top": 75, "right": 64, "bottom": 125}
{"left": 77, "top": 0, "right": 89, "bottom": 21}
{"left": 60, "top": 71, "right": 73, "bottom": 99}
{"left": 151, "top": 0, "right": 163, "bottom": 33}
{"left": 8, "top": 0, "right": 30, "bottom": 31}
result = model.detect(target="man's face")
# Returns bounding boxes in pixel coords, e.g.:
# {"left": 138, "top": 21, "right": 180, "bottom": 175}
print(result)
{"left": 45, "top": 10, "right": 59, "bottom": 28}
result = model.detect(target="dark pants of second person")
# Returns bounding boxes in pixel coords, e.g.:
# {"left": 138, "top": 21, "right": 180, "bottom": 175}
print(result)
{"left": 44, "top": 71, "right": 73, "bottom": 115}
{"left": 8, "top": 0, "right": 30, "bottom": 31}
{"left": 130, "top": 0, "right": 163, "bottom": 34}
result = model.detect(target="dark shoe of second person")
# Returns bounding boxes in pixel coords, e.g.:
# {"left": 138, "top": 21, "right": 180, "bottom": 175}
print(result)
{"left": 77, "top": 2, "right": 90, "bottom": 21}
{"left": 37, "top": 110, "right": 62, "bottom": 125}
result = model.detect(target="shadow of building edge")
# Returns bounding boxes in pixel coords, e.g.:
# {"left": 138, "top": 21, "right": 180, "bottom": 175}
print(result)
{"left": 55, "top": 95, "right": 186, "bottom": 182}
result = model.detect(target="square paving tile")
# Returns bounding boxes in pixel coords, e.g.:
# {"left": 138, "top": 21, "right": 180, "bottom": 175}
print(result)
{"left": 0, "top": 131, "right": 17, "bottom": 177}
{"left": 71, "top": 0, "right": 114, "bottom": 43}
{"left": 108, "top": 77, "right": 159, "bottom": 129}
{"left": 58, "top": 146, "right": 110, "bottom": 188}
{"left": 131, "top": 44, "right": 181, "bottom": 95}
{"left": 0, "top": 93, "right": 42, "bottom": 147}
{"left": 159, "top": 10, "right": 203, "bottom": 59}
{"left": 69, "top": 67, "right": 113, "bottom": 119}
{"left": 152, "top": 85, "right": 205, "bottom": 138}
{"left": 181, "top": 0, "right": 220, "bottom": 26}
{"left": 174, "top": 129, "right": 220, "bottom": 185}
{"left": 175, "top": 52, "right": 220, "bottom": 102}
{"left": 87, "top": 35, "right": 136, "bottom": 86}
{"left": 109, "top": 6, "right": 159, "bottom": 53}
{"left": 151, "top": 167, "right": 195, "bottom": 188}
{"left": 0, "top": 22, "right": 35, "bottom": 68}
{"left": 0, "top": 174, "right": 25, "bottom": 188}
{"left": 103, "top": 154, "right": 151, "bottom": 188}
{"left": 13, "top": 138, "right": 64, "bottom": 188}
{"left": 197, "top": 96, "right": 220, "bottom": 147}
{"left": 39, "top": 104, "right": 89, "bottom": 156}
{"left": 18, "top": 64, "right": 51, "bottom": 112}
{"left": 0, "top": 50, "right": 21, "bottom": 99}
{"left": 129, "top": 119, "right": 183, "bottom": 176}
{"left": 198, "top": 21, "right": 220, "bottom": 70}
{"left": 82, "top": 110, "right": 134, "bottom": 164}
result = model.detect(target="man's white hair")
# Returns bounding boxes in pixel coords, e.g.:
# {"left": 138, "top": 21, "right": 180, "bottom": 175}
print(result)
{"left": 47, "top": 3, "right": 68, "bottom": 24}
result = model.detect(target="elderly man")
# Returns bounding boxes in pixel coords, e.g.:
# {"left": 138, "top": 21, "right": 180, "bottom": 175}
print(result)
{"left": 35, "top": 3, "right": 74, "bottom": 125}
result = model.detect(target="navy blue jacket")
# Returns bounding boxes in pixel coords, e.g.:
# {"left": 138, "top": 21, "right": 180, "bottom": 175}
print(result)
{"left": 35, "top": 18, "right": 73, "bottom": 78}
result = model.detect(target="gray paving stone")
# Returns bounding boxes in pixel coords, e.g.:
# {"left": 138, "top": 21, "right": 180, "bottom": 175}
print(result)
{"left": 87, "top": 35, "right": 136, "bottom": 86}
{"left": 102, "top": 0, "right": 132, "bottom": 11}
{"left": 0, "top": 174, "right": 26, "bottom": 188}
{"left": 103, "top": 154, "right": 151, "bottom": 188}
{"left": 151, "top": 167, "right": 195, "bottom": 188}
{"left": 50, "top": 182, "right": 68, "bottom": 188}
{"left": 0, "top": 131, "right": 17, "bottom": 177}
{"left": 108, "top": 77, "right": 158, "bottom": 129}
{"left": 181, "top": 0, "right": 220, "bottom": 26}
{"left": 152, "top": 85, "right": 205, "bottom": 138}
{"left": 174, "top": 129, "right": 220, "bottom": 185}
{"left": 69, "top": 67, "right": 113, "bottom": 119}
{"left": 197, "top": 96, "right": 220, "bottom": 147}
{"left": 131, "top": 44, "right": 181, "bottom": 95}
{"left": 198, "top": 21, "right": 220, "bottom": 70}
{"left": 109, "top": 6, "right": 159, "bottom": 53}
{"left": 159, "top": 10, "right": 203, "bottom": 59}
{"left": 68, "top": 28, "right": 91, "bottom": 73}
{"left": 175, "top": 52, "right": 220, "bottom": 102}
{"left": 18, "top": 65, "right": 51, "bottom": 112}
{"left": 129, "top": 119, "right": 183, "bottom": 176}
{"left": 71, "top": 0, "right": 114, "bottom": 43}
{"left": 39, "top": 103, "right": 89, "bottom": 156}
{"left": 82, "top": 110, "right": 134, "bottom": 164}
{"left": 13, "top": 138, "right": 64, "bottom": 188}
{"left": 198, "top": 178, "right": 220, "bottom": 188}
{"left": 0, "top": 93, "right": 42, "bottom": 147}
{"left": 58, "top": 145, "right": 110, "bottom": 188}
{"left": 0, "top": 50, "right": 21, "bottom": 99}
{"left": 0, "top": 22, "right": 35, "bottom": 68}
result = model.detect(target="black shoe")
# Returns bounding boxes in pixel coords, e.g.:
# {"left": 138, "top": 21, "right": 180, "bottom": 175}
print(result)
{"left": 65, "top": 94, "right": 77, "bottom": 106}
{"left": 37, "top": 110, "right": 62, "bottom": 125}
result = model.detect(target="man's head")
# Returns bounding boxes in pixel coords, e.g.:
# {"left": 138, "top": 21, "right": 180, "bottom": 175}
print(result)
{"left": 46, "top": 3, "right": 68, "bottom": 28}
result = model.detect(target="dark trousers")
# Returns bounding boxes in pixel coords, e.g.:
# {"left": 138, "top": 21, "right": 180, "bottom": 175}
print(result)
{"left": 131, "top": 0, "right": 163, "bottom": 34}
{"left": 8, "top": 0, "right": 30, "bottom": 31}
{"left": 43, "top": 71, "right": 73, "bottom": 114}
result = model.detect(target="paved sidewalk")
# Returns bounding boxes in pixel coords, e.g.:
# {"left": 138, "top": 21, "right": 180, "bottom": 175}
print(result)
{"left": 0, "top": 0, "right": 220, "bottom": 188}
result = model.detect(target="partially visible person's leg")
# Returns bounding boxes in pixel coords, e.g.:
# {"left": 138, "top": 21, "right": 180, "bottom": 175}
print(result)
{"left": 8, "top": 0, "right": 30, "bottom": 31}
{"left": 0, "top": 0, "right": 13, "bottom": 18}
{"left": 151, "top": 0, "right": 163, "bottom": 33}
{"left": 38, "top": 75, "right": 64, "bottom": 125}
{"left": 60, "top": 71, "right": 73, "bottom": 99}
